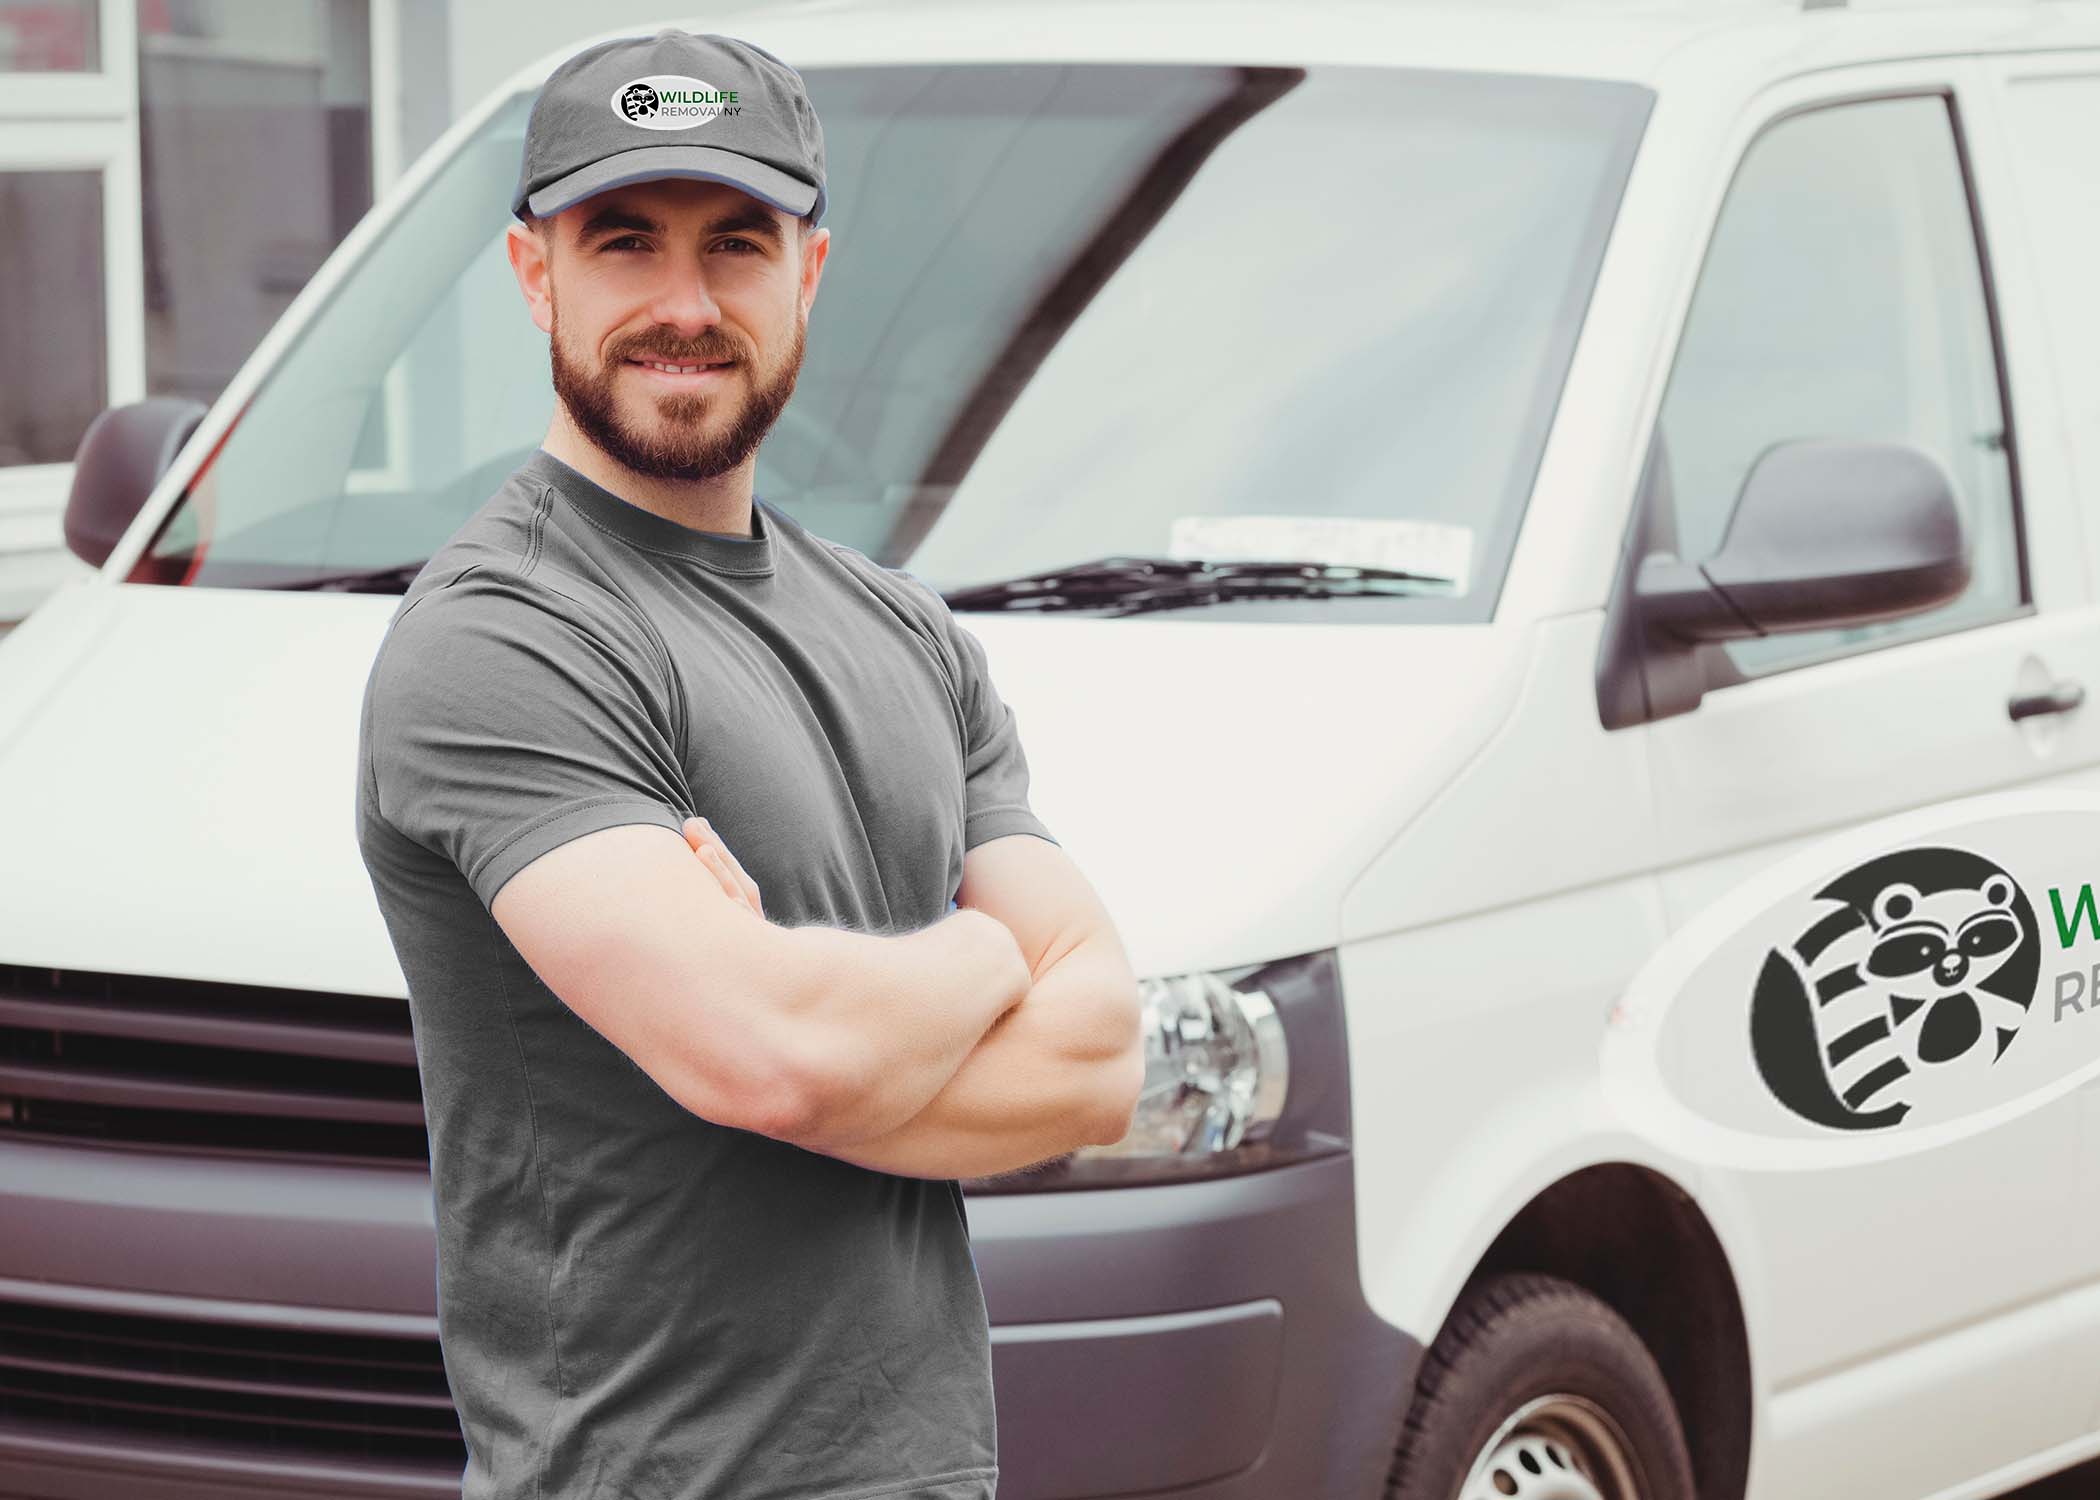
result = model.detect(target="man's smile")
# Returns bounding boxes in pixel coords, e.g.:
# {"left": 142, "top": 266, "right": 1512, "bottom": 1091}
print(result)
{"left": 625, "top": 355, "right": 737, "bottom": 386}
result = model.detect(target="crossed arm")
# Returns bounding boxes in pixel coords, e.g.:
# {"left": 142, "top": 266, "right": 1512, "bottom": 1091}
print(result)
{"left": 684, "top": 818, "right": 1146, "bottom": 1181}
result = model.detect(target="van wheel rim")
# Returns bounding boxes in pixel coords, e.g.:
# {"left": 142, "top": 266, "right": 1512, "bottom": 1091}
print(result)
{"left": 1455, "top": 1393, "right": 1640, "bottom": 1500}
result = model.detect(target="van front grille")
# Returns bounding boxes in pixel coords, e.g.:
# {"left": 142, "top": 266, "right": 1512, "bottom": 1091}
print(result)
{"left": 0, "top": 964, "right": 428, "bottom": 1166}
{"left": 0, "top": 1296, "right": 465, "bottom": 1469}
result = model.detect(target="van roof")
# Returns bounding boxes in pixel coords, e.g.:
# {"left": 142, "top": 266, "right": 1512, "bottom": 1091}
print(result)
{"left": 495, "top": 0, "right": 2100, "bottom": 98}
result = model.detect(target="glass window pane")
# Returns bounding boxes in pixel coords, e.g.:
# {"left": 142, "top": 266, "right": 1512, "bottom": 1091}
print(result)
{"left": 0, "top": 169, "right": 106, "bottom": 466}
{"left": 138, "top": 0, "right": 371, "bottom": 407}
{"left": 1657, "top": 94, "right": 2018, "bottom": 676}
{"left": 139, "top": 63, "right": 1650, "bottom": 624}
{"left": 0, "top": 1, "right": 100, "bottom": 72}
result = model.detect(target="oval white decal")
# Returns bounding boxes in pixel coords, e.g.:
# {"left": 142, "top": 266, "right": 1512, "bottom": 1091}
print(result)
{"left": 610, "top": 74, "right": 733, "bottom": 132}
{"left": 1600, "top": 788, "right": 2100, "bottom": 1170}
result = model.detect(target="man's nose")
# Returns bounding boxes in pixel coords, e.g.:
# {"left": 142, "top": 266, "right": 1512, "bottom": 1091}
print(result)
{"left": 647, "top": 267, "right": 723, "bottom": 335}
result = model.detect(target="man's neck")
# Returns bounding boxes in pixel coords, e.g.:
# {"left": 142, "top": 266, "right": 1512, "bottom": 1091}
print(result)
{"left": 540, "top": 421, "right": 757, "bottom": 539}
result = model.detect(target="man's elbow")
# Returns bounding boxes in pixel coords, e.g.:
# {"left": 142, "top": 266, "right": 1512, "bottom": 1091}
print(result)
{"left": 734, "top": 1025, "right": 872, "bottom": 1148}
{"left": 746, "top": 1073, "right": 833, "bottom": 1145}
{"left": 666, "top": 1016, "right": 835, "bottom": 1145}
{"left": 1084, "top": 982, "right": 1147, "bottom": 1146}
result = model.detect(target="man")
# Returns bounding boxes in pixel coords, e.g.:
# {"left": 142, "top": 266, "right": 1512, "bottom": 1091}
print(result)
{"left": 353, "top": 27, "right": 1144, "bottom": 1500}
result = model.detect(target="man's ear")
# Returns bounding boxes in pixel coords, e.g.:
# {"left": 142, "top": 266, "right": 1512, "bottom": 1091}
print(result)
{"left": 798, "top": 223, "right": 830, "bottom": 319}
{"left": 507, "top": 219, "right": 555, "bottom": 336}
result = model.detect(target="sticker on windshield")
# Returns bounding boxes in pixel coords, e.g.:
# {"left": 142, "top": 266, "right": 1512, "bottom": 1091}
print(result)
{"left": 1167, "top": 515, "right": 1471, "bottom": 593}
{"left": 1601, "top": 789, "right": 2100, "bottom": 1171}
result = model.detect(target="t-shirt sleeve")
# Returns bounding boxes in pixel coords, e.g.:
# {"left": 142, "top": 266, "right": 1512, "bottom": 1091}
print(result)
{"left": 914, "top": 585, "right": 1059, "bottom": 853}
{"left": 360, "top": 569, "right": 695, "bottom": 911}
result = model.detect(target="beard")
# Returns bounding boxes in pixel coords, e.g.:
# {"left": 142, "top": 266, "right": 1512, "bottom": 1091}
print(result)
{"left": 547, "top": 287, "right": 806, "bottom": 483}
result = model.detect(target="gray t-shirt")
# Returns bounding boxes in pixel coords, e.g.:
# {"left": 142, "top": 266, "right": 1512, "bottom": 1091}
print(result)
{"left": 354, "top": 446, "right": 1056, "bottom": 1500}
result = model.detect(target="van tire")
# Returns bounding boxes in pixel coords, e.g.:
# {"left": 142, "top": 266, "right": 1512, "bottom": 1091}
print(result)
{"left": 1382, "top": 1271, "right": 1696, "bottom": 1500}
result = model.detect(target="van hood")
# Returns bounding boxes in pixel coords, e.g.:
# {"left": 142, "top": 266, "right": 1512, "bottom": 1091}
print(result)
{"left": 0, "top": 583, "right": 1529, "bottom": 992}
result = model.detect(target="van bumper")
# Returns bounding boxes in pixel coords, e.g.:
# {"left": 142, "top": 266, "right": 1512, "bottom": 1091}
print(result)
{"left": 0, "top": 1141, "right": 1418, "bottom": 1500}
{"left": 976, "top": 1149, "right": 1420, "bottom": 1499}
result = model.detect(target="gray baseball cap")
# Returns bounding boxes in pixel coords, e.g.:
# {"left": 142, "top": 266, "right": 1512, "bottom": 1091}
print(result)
{"left": 512, "top": 28, "right": 826, "bottom": 228}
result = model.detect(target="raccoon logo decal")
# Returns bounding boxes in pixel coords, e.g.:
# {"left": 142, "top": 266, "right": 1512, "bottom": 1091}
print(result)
{"left": 618, "top": 82, "right": 661, "bottom": 122}
{"left": 1749, "top": 846, "right": 2041, "bottom": 1132}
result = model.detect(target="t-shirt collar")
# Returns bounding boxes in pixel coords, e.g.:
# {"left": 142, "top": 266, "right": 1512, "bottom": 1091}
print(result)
{"left": 524, "top": 447, "right": 776, "bottom": 577}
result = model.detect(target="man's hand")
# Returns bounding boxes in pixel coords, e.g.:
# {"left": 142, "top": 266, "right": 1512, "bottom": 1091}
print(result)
{"left": 676, "top": 819, "right": 1140, "bottom": 1178}
{"left": 682, "top": 815, "right": 763, "bottom": 920}
{"left": 828, "top": 835, "right": 1142, "bottom": 1179}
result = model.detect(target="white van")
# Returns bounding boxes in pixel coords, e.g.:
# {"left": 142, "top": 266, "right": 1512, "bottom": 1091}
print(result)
{"left": 6, "top": 1, "right": 2100, "bottom": 1497}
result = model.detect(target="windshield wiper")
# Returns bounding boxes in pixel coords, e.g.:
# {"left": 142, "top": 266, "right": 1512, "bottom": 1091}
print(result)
{"left": 940, "top": 554, "right": 1453, "bottom": 616}
{"left": 280, "top": 553, "right": 1453, "bottom": 609}
{"left": 278, "top": 561, "right": 431, "bottom": 594}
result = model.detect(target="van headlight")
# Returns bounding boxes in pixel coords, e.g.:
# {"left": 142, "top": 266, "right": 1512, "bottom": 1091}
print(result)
{"left": 962, "top": 947, "right": 1349, "bottom": 1192}
{"left": 1105, "top": 969, "right": 1290, "bottom": 1156}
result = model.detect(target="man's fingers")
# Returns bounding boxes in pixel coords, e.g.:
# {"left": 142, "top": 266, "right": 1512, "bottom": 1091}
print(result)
{"left": 680, "top": 823, "right": 742, "bottom": 906}
{"left": 685, "top": 816, "right": 763, "bottom": 913}
{"left": 683, "top": 816, "right": 763, "bottom": 919}
{"left": 698, "top": 846, "right": 740, "bottom": 902}
{"left": 713, "top": 836, "right": 764, "bottom": 915}
{"left": 711, "top": 843, "right": 762, "bottom": 917}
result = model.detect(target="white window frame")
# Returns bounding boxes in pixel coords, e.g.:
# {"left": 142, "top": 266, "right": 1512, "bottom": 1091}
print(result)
{"left": 0, "top": 0, "right": 139, "bottom": 533}
{"left": 345, "top": 0, "right": 412, "bottom": 496}
{"left": 0, "top": 0, "right": 403, "bottom": 545}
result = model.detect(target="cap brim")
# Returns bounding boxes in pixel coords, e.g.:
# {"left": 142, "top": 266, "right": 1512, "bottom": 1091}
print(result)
{"left": 525, "top": 144, "right": 820, "bottom": 222}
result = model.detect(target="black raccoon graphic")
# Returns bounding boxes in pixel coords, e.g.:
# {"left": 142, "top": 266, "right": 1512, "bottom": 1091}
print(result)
{"left": 619, "top": 83, "right": 660, "bottom": 121}
{"left": 1749, "top": 846, "right": 2040, "bottom": 1132}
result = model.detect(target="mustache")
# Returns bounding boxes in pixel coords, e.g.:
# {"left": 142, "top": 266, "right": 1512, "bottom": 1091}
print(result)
{"left": 619, "top": 342, "right": 740, "bottom": 365}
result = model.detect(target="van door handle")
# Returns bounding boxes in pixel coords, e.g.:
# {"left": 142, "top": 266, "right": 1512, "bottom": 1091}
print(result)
{"left": 2009, "top": 680, "right": 2085, "bottom": 721}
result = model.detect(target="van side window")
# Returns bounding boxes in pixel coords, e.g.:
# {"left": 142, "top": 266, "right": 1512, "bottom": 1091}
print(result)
{"left": 1656, "top": 93, "right": 2021, "bottom": 678}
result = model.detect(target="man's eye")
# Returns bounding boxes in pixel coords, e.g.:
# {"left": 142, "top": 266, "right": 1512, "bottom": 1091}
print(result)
{"left": 598, "top": 236, "right": 760, "bottom": 253}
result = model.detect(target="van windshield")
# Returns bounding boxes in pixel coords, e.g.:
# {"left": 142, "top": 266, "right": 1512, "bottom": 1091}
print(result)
{"left": 133, "top": 62, "right": 1649, "bottom": 622}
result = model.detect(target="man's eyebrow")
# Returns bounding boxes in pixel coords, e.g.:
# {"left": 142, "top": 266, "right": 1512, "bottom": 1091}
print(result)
{"left": 574, "top": 202, "right": 786, "bottom": 247}
{"left": 575, "top": 205, "right": 660, "bottom": 243}
{"left": 703, "top": 206, "right": 785, "bottom": 245}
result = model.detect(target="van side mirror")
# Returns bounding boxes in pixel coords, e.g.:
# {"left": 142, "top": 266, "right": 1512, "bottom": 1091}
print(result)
{"left": 1635, "top": 436, "right": 1969, "bottom": 644}
{"left": 64, "top": 396, "right": 208, "bottom": 569}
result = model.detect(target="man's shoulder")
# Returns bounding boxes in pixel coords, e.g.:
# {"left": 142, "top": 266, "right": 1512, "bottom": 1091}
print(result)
{"left": 355, "top": 552, "right": 673, "bottom": 846}
{"left": 391, "top": 452, "right": 638, "bottom": 616}
{"left": 387, "top": 520, "right": 652, "bottom": 642}
{"left": 364, "top": 554, "right": 668, "bottom": 746}
{"left": 785, "top": 512, "right": 951, "bottom": 629}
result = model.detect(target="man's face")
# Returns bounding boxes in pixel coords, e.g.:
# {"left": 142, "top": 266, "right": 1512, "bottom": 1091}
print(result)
{"left": 528, "top": 178, "right": 822, "bottom": 482}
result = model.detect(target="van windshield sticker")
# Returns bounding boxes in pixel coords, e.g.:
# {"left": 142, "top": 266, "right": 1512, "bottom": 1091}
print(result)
{"left": 1166, "top": 515, "right": 1472, "bottom": 592}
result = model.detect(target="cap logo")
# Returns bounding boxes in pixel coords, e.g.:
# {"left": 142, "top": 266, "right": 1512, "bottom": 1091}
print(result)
{"left": 611, "top": 74, "right": 739, "bottom": 131}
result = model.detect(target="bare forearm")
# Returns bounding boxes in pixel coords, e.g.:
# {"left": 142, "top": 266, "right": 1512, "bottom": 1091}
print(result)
{"left": 773, "top": 906, "right": 1033, "bottom": 1150}
{"left": 816, "top": 933, "right": 1145, "bottom": 1179}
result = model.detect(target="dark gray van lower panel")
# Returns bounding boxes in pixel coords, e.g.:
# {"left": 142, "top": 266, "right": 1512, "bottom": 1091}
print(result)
{"left": 0, "top": 1426, "right": 456, "bottom": 1500}
{"left": 0, "top": 1139, "right": 439, "bottom": 1313}
{"left": 0, "top": 1143, "right": 1421, "bottom": 1499}
{"left": 974, "top": 1152, "right": 1422, "bottom": 1499}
